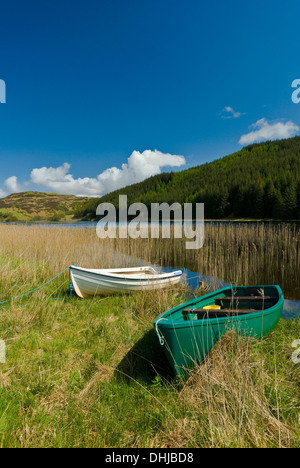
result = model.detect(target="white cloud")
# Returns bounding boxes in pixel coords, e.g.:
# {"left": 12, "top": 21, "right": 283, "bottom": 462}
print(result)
{"left": 1, "top": 149, "right": 186, "bottom": 198}
{"left": 4, "top": 176, "right": 22, "bottom": 193}
{"left": 221, "top": 106, "right": 244, "bottom": 119}
{"left": 239, "top": 118, "right": 299, "bottom": 146}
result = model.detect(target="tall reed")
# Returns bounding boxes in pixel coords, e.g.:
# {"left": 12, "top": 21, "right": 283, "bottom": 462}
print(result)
{"left": 0, "top": 223, "right": 299, "bottom": 299}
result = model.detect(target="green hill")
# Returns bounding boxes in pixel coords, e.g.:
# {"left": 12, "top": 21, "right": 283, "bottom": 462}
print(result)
{"left": 2, "top": 137, "right": 300, "bottom": 222}
{"left": 0, "top": 191, "right": 90, "bottom": 222}
{"left": 77, "top": 137, "right": 300, "bottom": 221}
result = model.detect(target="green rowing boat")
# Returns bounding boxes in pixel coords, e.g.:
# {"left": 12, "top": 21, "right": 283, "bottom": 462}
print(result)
{"left": 153, "top": 285, "right": 284, "bottom": 376}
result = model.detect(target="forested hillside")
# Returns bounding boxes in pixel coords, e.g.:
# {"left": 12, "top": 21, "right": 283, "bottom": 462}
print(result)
{"left": 78, "top": 136, "right": 300, "bottom": 220}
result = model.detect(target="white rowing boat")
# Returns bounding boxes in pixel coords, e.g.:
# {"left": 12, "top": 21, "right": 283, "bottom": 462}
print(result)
{"left": 69, "top": 265, "right": 183, "bottom": 298}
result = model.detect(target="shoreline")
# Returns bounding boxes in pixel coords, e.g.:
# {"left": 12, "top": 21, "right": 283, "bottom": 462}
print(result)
{"left": 0, "top": 218, "right": 299, "bottom": 225}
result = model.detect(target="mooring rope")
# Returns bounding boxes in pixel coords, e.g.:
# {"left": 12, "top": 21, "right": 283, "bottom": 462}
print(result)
{"left": 0, "top": 266, "right": 70, "bottom": 307}
{"left": 154, "top": 317, "right": 168, "bottom": 346}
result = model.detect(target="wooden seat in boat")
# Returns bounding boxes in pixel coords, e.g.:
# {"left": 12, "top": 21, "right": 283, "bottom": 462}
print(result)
{"left": 182, "top": 308, "right": 264, "bottom": 320}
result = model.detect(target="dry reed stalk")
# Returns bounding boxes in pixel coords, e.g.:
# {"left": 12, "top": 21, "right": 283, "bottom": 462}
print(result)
{"left": 165, "top": 333, "right": 292, "bottom": 448}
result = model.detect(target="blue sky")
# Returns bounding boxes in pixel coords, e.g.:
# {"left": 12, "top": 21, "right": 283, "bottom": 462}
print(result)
{"left": 0, "top": 0, "right": 300, "bottom": 197}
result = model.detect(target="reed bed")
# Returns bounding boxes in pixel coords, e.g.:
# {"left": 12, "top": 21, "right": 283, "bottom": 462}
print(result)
{"left": 0, "top": 224, "right": 299, "bottom": 448}
{"left": 120, "top": 222, "right": 300, "bottom": 299}
{"left": 0, "top": 222, "right": 299, "bottom": 297}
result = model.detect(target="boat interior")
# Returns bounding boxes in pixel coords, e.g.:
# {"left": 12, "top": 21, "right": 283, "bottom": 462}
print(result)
{"left": 108, "top": 268, "right": 157, "bottom": 276}
{"left": 182, "top": 286, "right": 280, "bottom": 321}
{"left": 72, "top": 266, "right": 158, "bottom": 277}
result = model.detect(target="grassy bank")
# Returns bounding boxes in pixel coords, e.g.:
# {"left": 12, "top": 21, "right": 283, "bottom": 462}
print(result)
{"left": 0, "top": 225, "right": 299, "bottom": 447}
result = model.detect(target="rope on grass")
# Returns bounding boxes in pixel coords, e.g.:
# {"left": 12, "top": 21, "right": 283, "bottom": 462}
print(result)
{"left": 0, "top": 266, "right": 70, "bottom": 307}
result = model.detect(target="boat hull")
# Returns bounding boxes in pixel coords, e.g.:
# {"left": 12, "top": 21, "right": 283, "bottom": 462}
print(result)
{"left": 70, "top": 265, "right": 183, "bottom": 298}
{"left": 154, "top": 285, "right": 284, "bottom": 376}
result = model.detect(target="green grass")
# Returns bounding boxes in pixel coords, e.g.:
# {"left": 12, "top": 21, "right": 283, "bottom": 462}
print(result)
{"left": 0, "top": 286, "right": 183, "bottom": 447}
{"left": 0, "top": 208, "right": 31, "bottom": 222}
{"left": 0, "top": 273, "right": 299, "bottom": 447}
{"left": 0, "top": 224, "right": 299, "bottom": 448}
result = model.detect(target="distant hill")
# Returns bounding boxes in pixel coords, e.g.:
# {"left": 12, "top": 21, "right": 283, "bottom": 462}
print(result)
{"left": 0, "top": 192, "right": 90, "bottom": 222}
{"left": 77, "top": 136, "right": 300, "bottom": 220}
